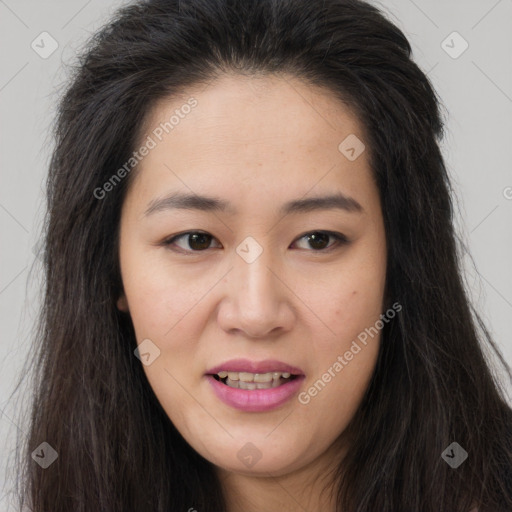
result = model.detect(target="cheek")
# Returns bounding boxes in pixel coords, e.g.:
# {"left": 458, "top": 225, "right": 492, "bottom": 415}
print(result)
{"left": 295, "top": 296, "right": 382, "bottom": 447}
{"left": 119, "top": 251, "right": 214, "bottom": 391}
{"left": 293, "top": 242, "right": 385, "bottom": 418}
{"left": 296, "top": 258, "right": 386, "bottom": 358}
{"left": 120, "top": 250, "right": 210, "bottom": 341}
{"left": 121, "top": 264, "right": 210, "bottom": 427}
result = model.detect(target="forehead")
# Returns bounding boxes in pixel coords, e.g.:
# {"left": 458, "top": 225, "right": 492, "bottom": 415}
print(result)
{"left": 144, "top": 73, "right": 365, "bottom": 150}
{"left": 126, "top": 73, "right": 376, "bottom": 214}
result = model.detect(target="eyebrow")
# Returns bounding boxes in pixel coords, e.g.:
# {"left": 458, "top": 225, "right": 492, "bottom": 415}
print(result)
{"left": 144, "top": 191, "right": 364, "bottom": 217}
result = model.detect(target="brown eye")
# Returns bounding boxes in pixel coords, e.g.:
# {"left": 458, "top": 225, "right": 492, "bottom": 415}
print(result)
{"left": 306, "top": 232, "right": 330, "bottom": 250}
{"left": 187, "top": 232, "right": 213, "bottom": 250}
{"left": 164, "top": 231, "right": 221, "bottom": 252}
{"left": 292, "top": 231, "right": 349, "bottom": 251}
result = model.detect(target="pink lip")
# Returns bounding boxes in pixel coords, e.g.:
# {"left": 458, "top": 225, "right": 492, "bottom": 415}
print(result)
{"left": 205, "top": 359, "right": 305, "bottom": 413}
{"left": 206, "top": 374, "right": 305, "bottom": 412}
{"left": 205, "top": 358, "right": 304, "bottom": 375}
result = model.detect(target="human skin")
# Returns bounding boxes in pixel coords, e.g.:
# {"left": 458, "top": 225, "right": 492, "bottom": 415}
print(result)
{"left": 116, "top": 74, "right": 387, "bottom": 511}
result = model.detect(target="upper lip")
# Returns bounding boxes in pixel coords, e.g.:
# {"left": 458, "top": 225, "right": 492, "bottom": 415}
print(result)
{"left": 206, "top": 358, "right": 304, "bottom": 375}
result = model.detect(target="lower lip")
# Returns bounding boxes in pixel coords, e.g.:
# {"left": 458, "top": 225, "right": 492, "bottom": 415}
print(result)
{"left": 205, "top": 375, "right": 305, "bottom": 412}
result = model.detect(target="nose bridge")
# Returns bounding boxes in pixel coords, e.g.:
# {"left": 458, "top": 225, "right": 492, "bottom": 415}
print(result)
{"left": 234, "top": 238, "right": 278, "bottom": 307}
{"left": 223, "top": 236, "right": 291, "bottom": 337}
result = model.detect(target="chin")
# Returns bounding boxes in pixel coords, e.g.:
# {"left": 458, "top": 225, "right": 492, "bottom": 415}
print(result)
{"left": 196, "top": 437, "right": 316, "bottom": 478}
{"left": 212, "top": 455, "right": 301, "bottom": 477}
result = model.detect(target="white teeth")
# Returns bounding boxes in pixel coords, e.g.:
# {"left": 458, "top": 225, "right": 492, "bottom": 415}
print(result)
{"left": 217, "top": 371, "right": 295, "bottom": 383}
{"left": 254, "top": 373, "right": 273, "bottom": 383}
{"left": 238, "top": 380, "right": 257, "bottom": 390}
{"left": 222, "top": 373, "right": 295, "bottom": 390}
{"left": 226, "top": 377, "right": 239, "bottom": 388}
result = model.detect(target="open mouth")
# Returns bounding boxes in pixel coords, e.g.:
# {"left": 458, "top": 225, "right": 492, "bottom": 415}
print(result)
{"left": 211, "top": 371, "right": 299, "bottom": 390}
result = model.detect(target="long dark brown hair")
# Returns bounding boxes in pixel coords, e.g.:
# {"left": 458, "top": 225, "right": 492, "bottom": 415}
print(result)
{"left": 9, "top": 0, "right": 512, "bottom": 510}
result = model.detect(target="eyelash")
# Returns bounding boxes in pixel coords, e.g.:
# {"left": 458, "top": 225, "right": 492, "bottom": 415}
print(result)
{"left": 161, "top": 230, "right": 350, "bottom": 254}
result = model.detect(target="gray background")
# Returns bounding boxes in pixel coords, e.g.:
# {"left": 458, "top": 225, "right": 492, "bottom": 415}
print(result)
{"left": 1, "top": 0, "right": 511, "bottom": 508}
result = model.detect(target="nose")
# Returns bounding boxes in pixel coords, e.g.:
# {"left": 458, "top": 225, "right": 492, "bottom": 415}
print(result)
{"left": 217, "top": 244, "right": 296, "bottom": 339}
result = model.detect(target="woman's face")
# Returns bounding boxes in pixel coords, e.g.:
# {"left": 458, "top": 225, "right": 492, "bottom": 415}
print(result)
{"left": 117, "top": 74, "right": 387, "bottom": 477}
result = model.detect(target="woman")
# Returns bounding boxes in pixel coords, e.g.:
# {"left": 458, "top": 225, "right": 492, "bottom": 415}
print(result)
{"left": 13, "top": 0, "right": 512, "bottom": 510}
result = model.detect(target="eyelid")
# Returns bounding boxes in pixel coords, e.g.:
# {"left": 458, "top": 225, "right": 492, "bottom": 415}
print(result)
{"left": 162, "top": 231, "right": 222, "bottom": 253}
{"left": 291, "top": 230, "right": 349, "bottom": 252}
{"left": 162, "top": 230, "right": 349, "bottom": 253}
